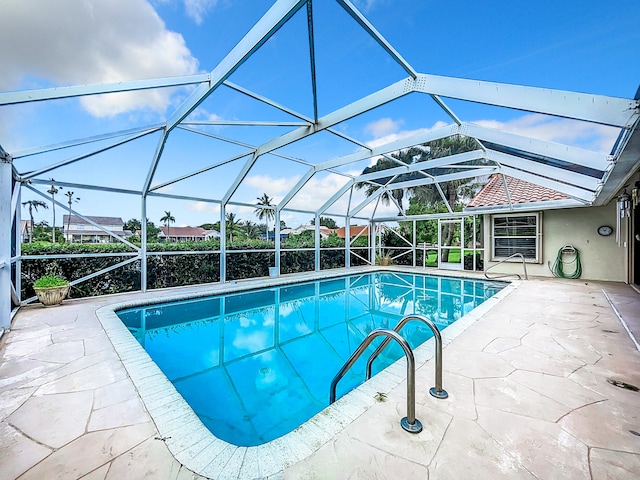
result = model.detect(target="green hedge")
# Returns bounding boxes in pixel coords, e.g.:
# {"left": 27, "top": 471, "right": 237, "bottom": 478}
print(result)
{"left": 20, "top": 239, "right": 360, "bottom": 299}
{"left": 21, "top": 240, "right": 482, "bottom": 300}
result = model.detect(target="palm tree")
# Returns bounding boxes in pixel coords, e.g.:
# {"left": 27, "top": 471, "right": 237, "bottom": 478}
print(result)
{"left": 358, "top": 135, "right": 481, "bottom": 261}
{"left": 409, "top": 136, "right": 482, "bottom": 261}
{"left": 160, "top": 211, "right": 175, "bottom": 241}
{"left": 47, "top": 180, "right": 62, "bottom": 242}
{"left": 22, "top": 200, "right": 48, "bottom": 242}
{"left": 355, "top": 148, "right": 422, "bottom": 215}
{"left": 65, "top": 191, "right": 80, "bottom": 242}
{"left": 409, "top": 135, "right": 481, "bottom": 209}
{"left": 242, "top": 220, "right": 261, "bottom": 240}
{"left": 254, "top": 193, "right": 275, "bottom": 241}
{"left": 225, "top": 212, "right": 243, "bottom": 243}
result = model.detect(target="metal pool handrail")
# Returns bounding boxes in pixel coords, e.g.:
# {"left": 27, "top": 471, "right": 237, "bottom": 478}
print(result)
{"left": 329, "top": 328, "right": 423, "bottom": 433}
{"left": 484, "top": 252, "right": 529, "bottom": 280}
{"left": 366, "top": 314, "right": 448, "bottom": 399}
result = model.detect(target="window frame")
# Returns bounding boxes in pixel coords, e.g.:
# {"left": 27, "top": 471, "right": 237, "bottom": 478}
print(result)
{"left": 491, "top": 212, "right": 541, "bottom": 263}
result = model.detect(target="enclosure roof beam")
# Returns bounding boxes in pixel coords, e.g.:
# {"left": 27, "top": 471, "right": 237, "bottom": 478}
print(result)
{"left": 306, "top": 0, "right": 319, "bottom": 122}
{"left": 177, "top": 126, "right": 316, "bottom": 167}
{"left": 498, "top": 164, "right": 594, "bottom": 203}
{"left": 435, "top": 182, "right": 454, "bottom": 213}
{"left": 315, "top": 123, "right": 461, "bottom": 171}
{"left": 147, "top": 191, "right": 221, "bottom": 204}
{"left": 485, "top": 150, "right": 602, "bottom": 192}
{"left": 462, "top": 123, "right": 611, "bottom": 171}
{"left": 354, "top": 167, "right": 499, "bottom": 218}
{"left": 317, "top": 119, "right": 613, "bottom": 175}
{"left": 222, "top": 80, "right": 370, "bottom": 151}
{"left": 255, "top": 77, "right": 414, "bottom": 156}
{"left": 19, "top": 128, "right": 159, "bottom": 181}
{"left": 142, "top": 129, "right": 170, "bottom": 196}
{"left": 317, "top": 179, "right": 355, "bottom": 216}
{"left": 278, "top": 169, "right": 316, "bottom": 210}
{"left": 383, "top": 167, "right": 498, "bottom": 192}
{"left": 350, "top": 186, "right": 386, "bottom": 216}
{"left": 29, "top": 178, "right": 141, "bottom": 196}
{"left": 12, "top": 124, "right": 164, "bottom": 160}
{"left": 165, "top": 0, "right": 307, "bottom": 132}
{"left": 0, "top": 74, "right": 211, "bottom": 106}
{"left": 500, "top": 173, "right": 514, "bottom": 210}
{"left": 336, "top": 0, "right": 417, "bottom": 79}
{"left": 222, "top": 80, "right": 313, "bottom": 123}
{"left": 182, "top": 120, "right": 309, "bottom": 126}
{"left": 148, "top": 151, "right": 254, "bottom": 193}
{"left": 414, "top": 74, "right": 639, "bottom": 128}
{"left": 354, "top": 149, "right": 485, "bottom": 184}
{"left": 326, "top": 128, "right": 373, "bottom": 151}
{"left": 593, "top": 116, "right": 640, "bottom": 205}
{"left": 222, "top": 152, "right": 259, "bottom": 205}
{"left": 430, "top": 94, "right": 462, "bottom": 125}
{"left": 463, "top": 198, "right": 584, "bottom": 214}
{"left": 177, "top": 126, "right": 359, "bottom": 189}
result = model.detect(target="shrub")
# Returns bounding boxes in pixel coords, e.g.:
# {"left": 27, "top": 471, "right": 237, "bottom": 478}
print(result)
{"left": 20, "top": 238, "right": 391, "bottom": 299}
{"left": 33, "top": 274, "right": 68, "bottom": 288}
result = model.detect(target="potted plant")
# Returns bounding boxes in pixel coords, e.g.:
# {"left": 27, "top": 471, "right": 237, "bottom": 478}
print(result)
{"left": 376, "top": 251, "right": 393, "bottom": 266}
{"left": 33, "top": 273, "right": 70, "bottom": 306}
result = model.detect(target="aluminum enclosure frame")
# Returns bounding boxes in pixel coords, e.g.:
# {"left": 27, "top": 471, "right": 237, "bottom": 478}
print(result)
{"left": 2, "top": 0, "right": 639, "bottom": 327}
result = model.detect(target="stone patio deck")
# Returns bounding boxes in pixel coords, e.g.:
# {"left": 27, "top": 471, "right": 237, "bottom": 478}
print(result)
{"left": 1, "top": 272, "right": 639, "bottom": 479}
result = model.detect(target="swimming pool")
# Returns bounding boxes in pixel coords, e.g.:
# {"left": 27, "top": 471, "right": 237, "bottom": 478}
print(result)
{"left": 116, "top": 271, "right": 505, "bottom": 447}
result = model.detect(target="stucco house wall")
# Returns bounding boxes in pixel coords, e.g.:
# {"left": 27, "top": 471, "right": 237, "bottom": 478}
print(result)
{"left": 483, "top": 202, "right": 626, "bottom": 282}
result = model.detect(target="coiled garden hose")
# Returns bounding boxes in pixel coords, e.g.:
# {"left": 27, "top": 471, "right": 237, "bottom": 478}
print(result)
{"left": 550, "top": 245, "right": 582, "bottom": 279}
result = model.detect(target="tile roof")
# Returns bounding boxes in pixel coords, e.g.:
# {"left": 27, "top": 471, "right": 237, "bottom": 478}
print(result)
{"left": 63, "top": 215, "right": 124, "bottom": 226}
{"left": 467, "top": 175, "right": 569, "bottom": 208}
{"left": 159, "top": 226, "right": 214, "bottom": 237}
{"left": 335, "top": 225, "right": 370, "bottom": 238}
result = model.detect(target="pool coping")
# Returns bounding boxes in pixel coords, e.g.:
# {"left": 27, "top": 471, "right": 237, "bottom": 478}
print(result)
{"left": 96, "top": 268, "right": 518, "bottom": 479}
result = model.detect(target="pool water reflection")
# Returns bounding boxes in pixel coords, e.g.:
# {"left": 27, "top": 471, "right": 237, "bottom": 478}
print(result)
{"left": 117, "top": 272, "right": 504, "bottom": 446}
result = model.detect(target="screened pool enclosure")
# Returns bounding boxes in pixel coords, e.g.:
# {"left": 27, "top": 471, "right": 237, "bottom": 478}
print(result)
{"left": 1, "top": 0, "right": 639, "bottom": 328}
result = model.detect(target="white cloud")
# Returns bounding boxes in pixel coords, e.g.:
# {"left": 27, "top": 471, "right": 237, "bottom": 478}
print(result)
{"left": 0, "top": 0, "right": 199, "bottom": 117}
{"left": 475, "top": 114, "right": 619, "bottom": 154}
{"left": 364, "top": 117, "right": 404, "bottom": 138}
{"left": 353, "top": 0, "right": 386, "bottom": 13}
{"left": 186, "top": 201, "right": 219, "bottom": 214}
{"left": 364, "top": 114, "right": 616, "bottom": 155}
{"left": 150, "top": 183, "right": 175, "bottom": 193}
{"left": 184, "top": 0, "right": 219, "bottom": 25}
{"left": 230, "top": 205, "right": 259, "bottom": 217}
{"left": 244, "top": 175, "right": 301, "bottom": 199}
{"left": 366, "top": 121, "right": 448, "bottom": 150}
{"left": 285, "top": 173, "right": 396, "bottom": 222}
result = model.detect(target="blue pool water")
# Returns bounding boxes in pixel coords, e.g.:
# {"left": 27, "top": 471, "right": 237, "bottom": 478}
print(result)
{"left": 117, "top": 272, "right": 504, "bottom": 446}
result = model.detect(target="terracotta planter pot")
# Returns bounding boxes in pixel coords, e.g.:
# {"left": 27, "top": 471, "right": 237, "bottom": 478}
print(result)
{"left": 34, "top": 285, "right": 70, "bottom": 306}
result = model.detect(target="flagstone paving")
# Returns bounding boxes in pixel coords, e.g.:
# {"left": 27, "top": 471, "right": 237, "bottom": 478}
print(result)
{"left": 1, "top": 273, "right": 639, "bottom": 479}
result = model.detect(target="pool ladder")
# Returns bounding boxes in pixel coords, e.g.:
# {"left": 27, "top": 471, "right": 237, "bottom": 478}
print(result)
{"left": 484, "top": 252, "right": 529, "bottom": 280}
{"left": 329, "top": 314, "right": 447, "bottom": 434}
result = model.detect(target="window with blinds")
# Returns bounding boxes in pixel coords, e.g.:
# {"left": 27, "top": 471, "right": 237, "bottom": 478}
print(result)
{"left": 492, "top": 214, "right": 540, "bottom": 262}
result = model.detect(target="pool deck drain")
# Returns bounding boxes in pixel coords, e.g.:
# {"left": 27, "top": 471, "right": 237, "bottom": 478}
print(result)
{"left": 1, "top": 268, "right": 639, "bottom": 479}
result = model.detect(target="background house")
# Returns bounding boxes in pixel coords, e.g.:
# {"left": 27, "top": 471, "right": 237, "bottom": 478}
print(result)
{"left": 19, "top": 220, "right": 31, "bottom": 243}
{"left": 335, "top": 225, "right": 370, "bottom": 239}
{"left": 158, "top": 226, "right": 219, "bottom": 242}
{"left": 279, "top": 225, "right": 333, "bottom": 240}
{"left": 62, "top": 215, "right": 131, "bottom": 243}
{"left": 466, "top": 174, "right": 640, "bottom": 283}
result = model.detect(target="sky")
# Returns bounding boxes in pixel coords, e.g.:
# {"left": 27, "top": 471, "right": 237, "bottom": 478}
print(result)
{"left": 2, "top": 0, "right": 639, "bottom": 232}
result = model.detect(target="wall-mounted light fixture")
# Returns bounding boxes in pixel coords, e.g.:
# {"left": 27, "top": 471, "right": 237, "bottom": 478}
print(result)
{"left": 616, "top": 190, "right": 631, "bottom": 246}
{"left": 632, "top": 181, "right": 639, "bottom": 209}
